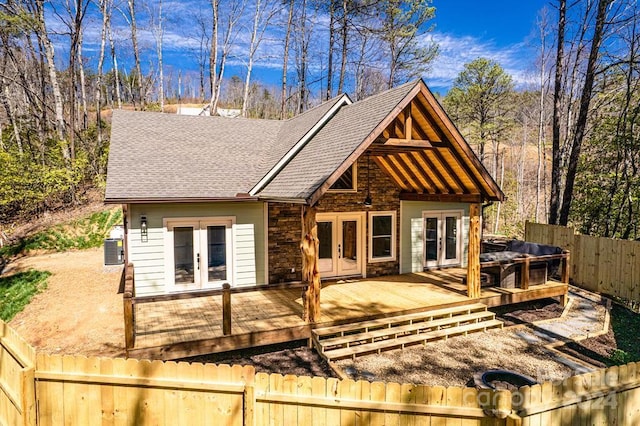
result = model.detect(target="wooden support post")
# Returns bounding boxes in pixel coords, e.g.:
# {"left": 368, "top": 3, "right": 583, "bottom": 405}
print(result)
{"left": 222, "top": 283, "right": 231, "bottom": 335}
{"left": 561, "top": 250, "right": 570, "bottom": 284}
{"left": 243, "top": 383, "right": 255, "bottom": 426}
{"left": 520, "top": 255, "right": 530, "bottom": 290}
{"left": 123, "top": 263, "right": 136, "bottom": 351}
{"left": 301, "top": 206, "right": 321, "bottom": 323}
{"left": 466, "top": 203, "right": 481, "bottom": 299}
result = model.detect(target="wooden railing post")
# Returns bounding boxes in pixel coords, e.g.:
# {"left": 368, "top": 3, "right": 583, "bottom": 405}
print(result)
{"left": 123, "top": 263, "right": 135, "bottom": 351}
{"left": 520, "top": 255, "right": 530, "bottom": 290}
{"left": 561, "top": 250, "right": 570, "bottom": 284}
{"left": 301, "top": 206, "right": 321, "bottom": 323}
{"left": 466, "top": 203, "right": 481, "bottom": 299}
{"left": 222, "top": 283, "right": 231, "bottom": 335}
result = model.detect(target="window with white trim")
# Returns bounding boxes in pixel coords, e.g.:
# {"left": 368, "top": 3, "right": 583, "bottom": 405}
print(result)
{"left": 368, "top": 211, "right": 396, "bottom": 262}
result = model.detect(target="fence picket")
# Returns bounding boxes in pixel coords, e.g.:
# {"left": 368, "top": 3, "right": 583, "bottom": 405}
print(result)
{"left": 311, "top": 376, "right": 327, "bottom": 426}
{"left": 525, "top": 223, "right": 640, "bottom": 304}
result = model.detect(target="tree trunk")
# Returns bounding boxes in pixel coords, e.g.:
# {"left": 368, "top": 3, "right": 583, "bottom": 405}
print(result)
{"left": 128, "top": 0, "right": 145, "bottom": 109}
{"left": 549, "top": 0, "right": 566, "bottom": 224}
{"left": 337, "top": 0, "right": 348, "bottom": 94}
{"left": 35, "top": 1, "right": 67, "bottom": 158}
{"left": 209, "top": 0, "right": 219, "bottom": 114}
{"left": 301, "top": 205, "right": 321, "bottom": 323}
{"left": 242, "top": 0, "right": 261, "bottom": 117}
{"left": 326, "top": 0, "right": 335, "bottom": 100}
{"left": 108, "top": 17, "right": 122, "bottom": 109}
{"left": 78, "top": 31, "right": 88, "bottom": 131}
{"left": 558, "top": 0, "right": 611, "bottom": 225}
{"left": 96, "top": 0, "right": 109, "bottom": 147}
{"left": 280, "top": 0, "right": 294, "bottom": 119}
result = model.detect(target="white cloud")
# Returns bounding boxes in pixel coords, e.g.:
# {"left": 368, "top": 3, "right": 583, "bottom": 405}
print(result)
{"left": 422, "top": 32, "right": 538, "bottom": 91}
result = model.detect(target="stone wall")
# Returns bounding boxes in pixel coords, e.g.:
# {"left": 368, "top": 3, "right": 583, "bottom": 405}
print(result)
{"left": 267, "top": 155, "right": 401, "bottom": 283}
{"left": 268, "top": 203, "right": 303, "bottom": 283}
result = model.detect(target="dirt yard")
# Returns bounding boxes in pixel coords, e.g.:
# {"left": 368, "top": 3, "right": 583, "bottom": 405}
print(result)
{"left": 6, "top": 248, "right": 125, "bottom": 357}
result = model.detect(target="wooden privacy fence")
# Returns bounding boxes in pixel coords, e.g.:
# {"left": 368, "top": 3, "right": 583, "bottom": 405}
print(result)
{"left": 525, "top": 222, "right": 640, "bottom": 304}
{"left": 3, "top": 317, "right": 640, "bottom": 425}
{"left": 0, "top": 321, "right": 36, "bottom": 426}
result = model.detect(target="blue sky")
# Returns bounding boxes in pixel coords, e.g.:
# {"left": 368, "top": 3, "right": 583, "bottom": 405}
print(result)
{"left": 49, "top": 0, "right": 553, "bottom": 96}
{"left": 426, "top": 0, "right": 550, "bottom": 93}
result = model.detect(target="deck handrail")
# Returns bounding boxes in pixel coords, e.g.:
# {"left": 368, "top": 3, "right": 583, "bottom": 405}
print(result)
{"left": 132, "top": 280, "right": 308, "bottom": 305}
{"left": 480, "top": 250, "right": 571, "bottom": 287}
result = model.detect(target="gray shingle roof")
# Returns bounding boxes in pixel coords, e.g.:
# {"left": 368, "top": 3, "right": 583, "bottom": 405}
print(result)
{"left": 105, "top": 81, "right": 420, "bottom": 202}
{"left": 258, "top": 81, "right": 418, "bottom": 200}
{"left": 105, "top": 111, "right": 282, "bottom": 201}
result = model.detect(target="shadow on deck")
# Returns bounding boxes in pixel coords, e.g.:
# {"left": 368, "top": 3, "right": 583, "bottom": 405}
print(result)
{"left": 125, "top": 269, "right": 568, "bottom": 360}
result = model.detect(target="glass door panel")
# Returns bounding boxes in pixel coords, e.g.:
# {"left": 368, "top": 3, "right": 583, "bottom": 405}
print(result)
{"left": 425, "top": 217, "right": 438, "bottom": 264}
{"left": 173, "top": 226, "right": 197, "bottom": 285}
{"left": 444, "top": 216, "right": 458, "bottom": 260}
{"left": 206, "top": 225, "right": 227, "bottom": 282}
{"left": 317, "top": 220, "right": 335, "bottom": 275}
{"left": 338, "top": 217, "right": 361, "bottom": 276}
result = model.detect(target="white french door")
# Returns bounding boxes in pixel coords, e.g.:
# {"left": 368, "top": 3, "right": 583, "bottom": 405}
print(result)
{"left": 317, "top": 213, "right": 364, "bottom": 278}
{"left": 165, "top": 218, "right": 233, "bottom": 291}
{"left": 423, "top": 210, "right": 462, "bottom": 268}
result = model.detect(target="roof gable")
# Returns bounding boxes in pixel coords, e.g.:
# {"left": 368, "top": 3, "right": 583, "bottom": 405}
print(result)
{"left": 258, "top": 80, "right": 503, "bottom": 204}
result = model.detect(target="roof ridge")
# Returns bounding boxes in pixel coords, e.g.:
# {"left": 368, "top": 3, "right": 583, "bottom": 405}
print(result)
{"left": 283, "top": 93, "right": 349, "bottom": 122}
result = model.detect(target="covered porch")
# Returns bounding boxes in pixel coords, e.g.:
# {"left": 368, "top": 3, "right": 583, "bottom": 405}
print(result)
{"left": 124, "top": 267, "right": 569, "bottom": 360}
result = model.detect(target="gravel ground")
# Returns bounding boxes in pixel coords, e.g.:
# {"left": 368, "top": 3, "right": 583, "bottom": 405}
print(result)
{"left": 334, "top": 328, "right": 574, "bottom": 386}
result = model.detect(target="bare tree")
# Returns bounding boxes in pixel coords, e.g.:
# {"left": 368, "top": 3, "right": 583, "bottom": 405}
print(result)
{"left": 558, "top": 0, "right": 613, "bottom": 225}
{"left": 127, "top": 0, "right": 145, "bottom": 108}
{"left": 280, "top": 0, "right": 294, "bottom": 119}
{"left": 148, "top": 0, "right": 165, "bottom": 111}
{"left": 34, "top": 0, "right": 67, "bottom": 158}
{"left": 241, "top": 0, "right": 279, "bottom": 117}
{"left": 209, "top": 0, "right": 244, "bottom": 114}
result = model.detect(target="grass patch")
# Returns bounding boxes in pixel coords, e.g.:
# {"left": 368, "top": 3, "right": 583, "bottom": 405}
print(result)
{"left": 608, "top": 303, "right": 640, "bottom": 365}
{"left": 0, "top": 208, "right": 122, "bottom": 257}
{"left": 0, "top": 269, "right": 50, "bottom": 321}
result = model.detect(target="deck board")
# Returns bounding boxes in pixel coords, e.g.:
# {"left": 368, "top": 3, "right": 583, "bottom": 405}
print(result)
{"left": 131, "top": 269, "right": 567, "bottom": 356}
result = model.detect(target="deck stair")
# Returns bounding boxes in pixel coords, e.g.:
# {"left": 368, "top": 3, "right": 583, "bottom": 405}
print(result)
{"left": 312, "top": 303, "right": 503, "bottom": 361}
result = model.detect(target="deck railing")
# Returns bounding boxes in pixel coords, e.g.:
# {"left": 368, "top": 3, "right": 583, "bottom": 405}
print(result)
{"left": 122, "top": 268, "right": 309, "bottom": 352}
{"left": 480, "top": 251, "right": 571, "bottom": 289}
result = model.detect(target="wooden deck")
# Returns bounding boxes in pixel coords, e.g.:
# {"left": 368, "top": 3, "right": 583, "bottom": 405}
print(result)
{"left": 128, "top": 269, "right": 568, "bottom": 360}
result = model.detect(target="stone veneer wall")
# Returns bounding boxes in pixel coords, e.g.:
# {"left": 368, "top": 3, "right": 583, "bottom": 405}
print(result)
{"left": 267, "top": 155, "right": 401, "bottom": 283}
{"left": 268, "top": 203, "right": 303, "bottom": 283}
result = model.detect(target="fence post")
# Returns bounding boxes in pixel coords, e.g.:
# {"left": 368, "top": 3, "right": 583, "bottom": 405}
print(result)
{"left": 223, "top": 283, "right": 231, "bottom": 335}
{"left": 123, "top": 263, "right": 135, "bottom": 351}
{"left": 21, "top": 366, "right": 36, "bottom": 426}
{"left": 244, "top": 383, "right": 255, "bottom": 426}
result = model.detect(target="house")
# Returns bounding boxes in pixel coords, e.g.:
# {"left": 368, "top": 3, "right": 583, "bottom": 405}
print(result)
{"left": 105, "top": 80, "right": 504, "bottom": 320}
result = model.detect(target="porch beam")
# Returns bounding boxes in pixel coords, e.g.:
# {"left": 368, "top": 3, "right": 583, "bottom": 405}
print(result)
{"left": 466, "top": 203, "right": 482, "bottom": 299}
{"left": 384, "top": 138, "right": 433, "bottom": 148}
{"left": 301, "top": 206, "right": 321, "bottom": 323}
{"left": 400, "top": 193, "right": 482, "bottom": 203}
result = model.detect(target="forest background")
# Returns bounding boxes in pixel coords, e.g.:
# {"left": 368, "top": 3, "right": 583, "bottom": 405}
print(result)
{"left": 0, "top": 0, "right": 638, "bottom": 241}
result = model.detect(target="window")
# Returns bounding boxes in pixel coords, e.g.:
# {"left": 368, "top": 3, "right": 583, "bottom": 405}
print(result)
{"left": 329, "top": 164, "right": 356, "bottom": 191}
{"left": 368, "top": 211, "right": 396, "bottom": 262}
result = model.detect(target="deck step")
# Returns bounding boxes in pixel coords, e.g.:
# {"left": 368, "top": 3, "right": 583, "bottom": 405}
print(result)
{"left": 312, "top": 303, "right": 503, "bottom": 361}
{"left": 313, "top": 303, "right": 489, "bottom": 338}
